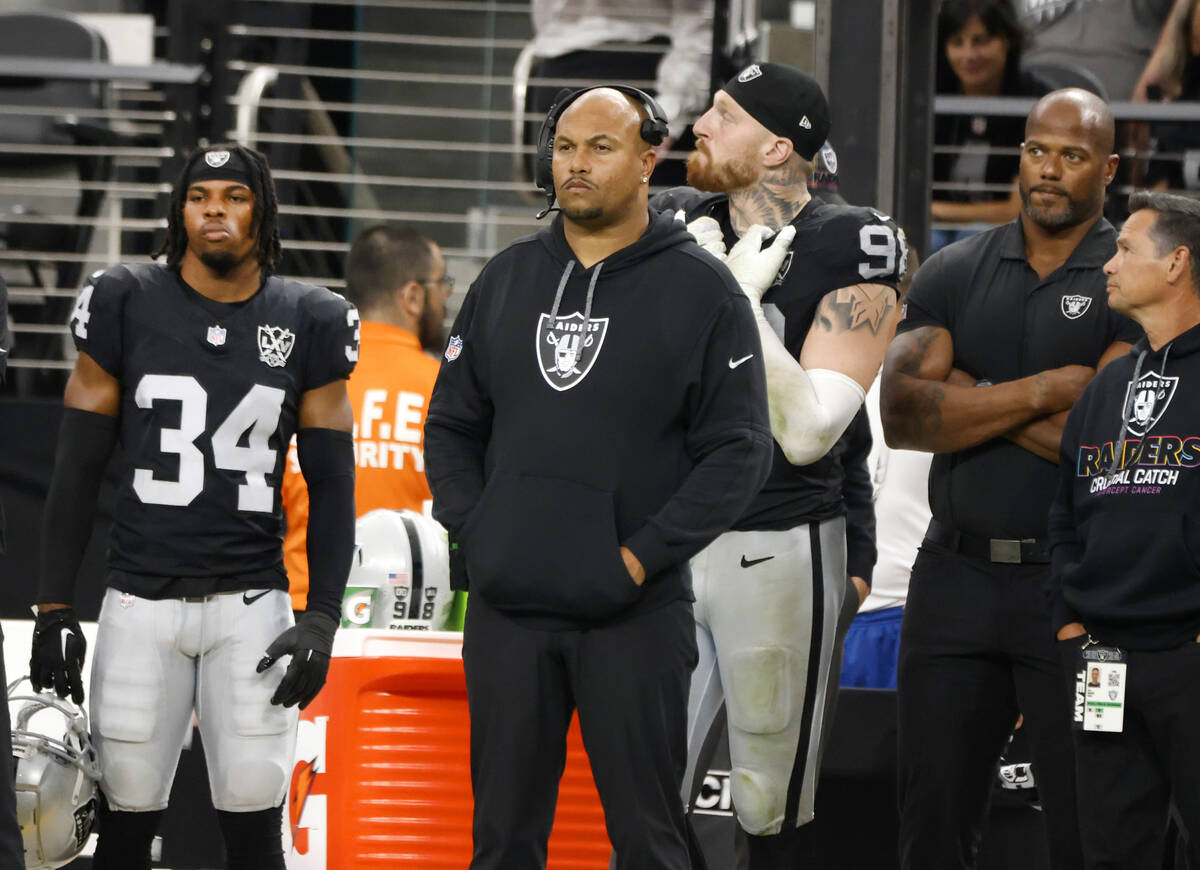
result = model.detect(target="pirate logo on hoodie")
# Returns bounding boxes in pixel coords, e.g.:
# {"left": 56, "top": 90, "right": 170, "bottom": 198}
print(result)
{"left": 537, "top": 311, "right": 609, "bottom": 391}
{"left": 1122, "top": 370, "right": 1178, "bottom": 437}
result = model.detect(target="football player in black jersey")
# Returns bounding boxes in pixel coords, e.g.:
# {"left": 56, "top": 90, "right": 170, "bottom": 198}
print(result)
{"left": 29, "top": 144, "right": 358, "bottom": 870}
{"left": 652, "top": 63, "right": 907, "bottom": 867}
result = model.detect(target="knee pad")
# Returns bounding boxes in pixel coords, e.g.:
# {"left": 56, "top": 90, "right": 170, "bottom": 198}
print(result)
{"left": 217, "top": 806, "right": 285, "bottom": 870}
{"left": 100, "top": 758, "right": 170, "bottom": 812}
{"left": 725, "top": 646, "right": 801, "bottom": 735}
{"left": 729, "top": 766, "right": 785, "bottom": 836}
{"left": 215, "top": 757, "right": 289, "bottom": 811}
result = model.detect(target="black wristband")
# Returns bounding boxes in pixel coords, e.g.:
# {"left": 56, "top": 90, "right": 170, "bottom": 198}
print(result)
{"left": 297, "top": 427, "right": 355, "bottom": 622}
{"left": 38, "top": 408, "right": 118, "bottom": 605}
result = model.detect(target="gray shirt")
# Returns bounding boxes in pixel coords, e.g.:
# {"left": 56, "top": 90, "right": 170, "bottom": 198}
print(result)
{"left": 1019, "top": 0, "right": 1174, "bottom": 99}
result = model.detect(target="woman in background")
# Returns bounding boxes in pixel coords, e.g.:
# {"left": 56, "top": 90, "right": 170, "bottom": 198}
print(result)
{"left": 931, "top": 0, "right": 1050, "bottom": 252}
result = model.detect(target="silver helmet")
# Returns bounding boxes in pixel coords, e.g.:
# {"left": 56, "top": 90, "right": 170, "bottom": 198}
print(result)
{"left": 342, "top": 509, "right": 453, "bottom": 631}
{"left": 8, "top": 678, "right": 101, "bottom": 869}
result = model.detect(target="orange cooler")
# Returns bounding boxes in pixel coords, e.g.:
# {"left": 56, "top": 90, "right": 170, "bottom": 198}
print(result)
{"left": 284, "top": 631, "right": 611, "bottom": 869}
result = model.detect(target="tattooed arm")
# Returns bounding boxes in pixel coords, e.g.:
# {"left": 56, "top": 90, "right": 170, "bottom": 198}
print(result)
{"left": 753, "top": 281, "right": 900, "bottom": 466}
{"left": 880, "top": 325, "right": 1096, "bottom": 453}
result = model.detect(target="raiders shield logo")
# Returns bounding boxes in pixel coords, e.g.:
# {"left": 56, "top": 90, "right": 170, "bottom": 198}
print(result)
{"left": 737, "top": 64, "right": 763, "bottom": 83}
{"left": 1061, "top": 294, "right": 1092, "bottom": 319}
{"left": 258, "top": 324, "right": 295, "bottom": 368}
{"left": 537, "top": 311, "right": 609, "bottom": 391}
{"left": 205, "top": 149, "right": 231, "bottom": 168}
{"left": 1122, "top": 369, "right": 1178, "bottom": 436}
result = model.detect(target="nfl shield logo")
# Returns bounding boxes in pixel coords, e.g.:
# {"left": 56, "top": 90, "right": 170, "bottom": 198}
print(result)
{"left": 1061, "top": 294, "right": 1092, "bottom": 319}
{"left": 257, "top": 324, "right": 295, "bottom": 367}
{"left": 1122, "top": 369, "right": 1179, "bottom": 437}
{"left": 444, "top": 335, "right": 463, "bottom": 362}
{"left": 537, "top": 311, "right": 609, "bottom": 391}
{"left": 206, "top": 325, "right": 226, "bottom": 346}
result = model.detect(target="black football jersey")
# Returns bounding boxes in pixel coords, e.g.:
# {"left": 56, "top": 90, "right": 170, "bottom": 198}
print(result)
{"left": 655, "top": 189, "right": 906, "bottom": 529}
{"left": 69, "top": 264, "right": 359, "bottom": 597}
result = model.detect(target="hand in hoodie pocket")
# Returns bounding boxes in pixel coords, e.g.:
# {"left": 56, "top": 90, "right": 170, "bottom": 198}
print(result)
{"left": 461, "top": 472, "right": 639, "bottom": 619}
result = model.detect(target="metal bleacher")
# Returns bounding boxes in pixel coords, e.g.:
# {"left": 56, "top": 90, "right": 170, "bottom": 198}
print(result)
{"left": 1, "top": 0, "right": 707, "bottom": 395}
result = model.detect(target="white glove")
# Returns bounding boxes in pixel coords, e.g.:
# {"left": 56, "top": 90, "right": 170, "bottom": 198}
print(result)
{"left": 724, "top": 224, "right": 796, "bottom": 307}
{"left": 674, "top": 209, "right": 727, "bottom": 258}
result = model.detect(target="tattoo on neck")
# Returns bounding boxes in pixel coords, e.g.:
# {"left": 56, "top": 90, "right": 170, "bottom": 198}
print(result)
{"left": 729, "top": 161, "right": 811, "bottom": 234}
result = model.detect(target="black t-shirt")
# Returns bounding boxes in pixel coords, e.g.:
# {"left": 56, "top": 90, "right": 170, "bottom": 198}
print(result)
{"left": 897, "top": 218, "right": 1141, "bottom": 539}
{"left": 656, "top": 190, "right": 906, "bottom": 529}
{"left": 70, "top": 264, "right": 359, "bottom": 598}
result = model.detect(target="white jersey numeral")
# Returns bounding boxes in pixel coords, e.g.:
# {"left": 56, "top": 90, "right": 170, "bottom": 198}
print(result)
{"left": 858, "top": 225, "right": 899, "bottom": 280}
{"left": 133, "top": 374, "right": 207, "bottom": 507}
{"left": 132, "top": 374, "right": 285, "bottom": 512}
{"left": 212, "top": 384, "right": 287, "bottom": 512}
{"left": 71, "top": 285, "right": 94, "bottom": 339}
{"left": 345, "top": 306, "right": 360, "bottom": 363}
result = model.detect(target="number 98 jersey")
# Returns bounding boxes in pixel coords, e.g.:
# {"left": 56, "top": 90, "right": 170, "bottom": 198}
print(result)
{"left": 69, "top": 264, "right": 359, "bottom": 597}
{"left": 654, "top": 189, "right": 906, "bottom": 529}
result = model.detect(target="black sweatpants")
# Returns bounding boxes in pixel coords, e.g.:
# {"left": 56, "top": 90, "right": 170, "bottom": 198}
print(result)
{"left": 463, "top": 594, "right": 698, "bottom": 870}
{"left": 1074, "top": 641, "right": 1200, "bottom": 870}
{"left": 0, "top": 627, "right": 25, "bottom": 867}
{"left": 897, "top": 541, "right": 1083, "bottom": 870}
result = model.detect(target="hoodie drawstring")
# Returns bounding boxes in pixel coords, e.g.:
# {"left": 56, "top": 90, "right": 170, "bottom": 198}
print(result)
{"left": 547, "top": 259, "right": 603, "bottom": 342}
{"left": 547, "top": 261, "right": 574, "bottom": 324}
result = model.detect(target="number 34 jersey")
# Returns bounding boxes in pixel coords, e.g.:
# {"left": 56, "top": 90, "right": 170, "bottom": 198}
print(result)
{"left": 70, "top": 264, "right": 359, "bottom": 596}
{"left": 655, "top": 190, "right": 907, "bottom": 530}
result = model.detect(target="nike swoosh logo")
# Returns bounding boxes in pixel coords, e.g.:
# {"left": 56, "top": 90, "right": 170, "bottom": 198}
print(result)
{"left": 740, "top": 555, "right": 774, "bottom": 568}
{"left": 729, "top": 354, "right": 754, "bottom": 369}
{"left": 243, "top": 589, "right": 272, "bottom": 605}
{"left": 60, "top": 627, "right": 73, "bottom": 660}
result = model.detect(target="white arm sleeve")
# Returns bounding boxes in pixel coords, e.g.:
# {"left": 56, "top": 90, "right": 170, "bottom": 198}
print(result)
{"left": 755, "top": 303, "right": 865, "bottom": 466}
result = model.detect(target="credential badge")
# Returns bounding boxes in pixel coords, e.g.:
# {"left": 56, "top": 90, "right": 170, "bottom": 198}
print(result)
{"left": 737, "top": 64, "right": 762, "bottom": 83}
{"left": 257, "top": 324, "right": 295, "bottom": 367}
{"left": 537, "top": 312, "right": 609, "bottom": 391}
{"left": 205, "top": 150, "right": 231, "bottom": 168}
{"left": 445, "top": 335, "right": 463, "bottom": 362}
{"left": 1122, "top": 369, "right": 1178, "bottom": 437}
{"left": 206, "top": 325, "right": 227, "bottom": 347}
{"left": 1061, "top": 294, "right": 1092, "bottom": 320}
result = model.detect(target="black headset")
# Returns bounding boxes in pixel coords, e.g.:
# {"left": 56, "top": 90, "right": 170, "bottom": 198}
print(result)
{"left": 534, "top": 85, "right": 670, "bottom": 218}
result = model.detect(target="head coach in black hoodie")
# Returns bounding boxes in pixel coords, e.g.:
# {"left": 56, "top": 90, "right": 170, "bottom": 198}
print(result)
{"left": 1050, "top": 191, "right": 1200, "bottom": 869}
{"left": 425, "top": 87, "right": 774, "bottom": 869}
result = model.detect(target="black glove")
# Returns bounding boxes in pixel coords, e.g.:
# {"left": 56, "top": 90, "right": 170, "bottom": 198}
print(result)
{"left": 30, "top": 608, "right": 87, "bottom": 704}
{"left": 256, "top": 611, "right": 338, "bottom": 710}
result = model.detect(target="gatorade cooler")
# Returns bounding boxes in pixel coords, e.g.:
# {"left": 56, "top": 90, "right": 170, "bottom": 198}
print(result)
{"left": 284, "top": 630, "right": 610, "bottom": 869}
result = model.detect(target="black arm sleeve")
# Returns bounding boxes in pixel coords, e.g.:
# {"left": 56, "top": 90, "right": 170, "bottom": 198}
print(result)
{"left": 38, "top": 408, "right": 118, "bottom": 605}
{"left": 841, "top": 407, "right": 877, "bottom": 586}
{"left": 297, "top": 427, "right": 355, "bottom": 622}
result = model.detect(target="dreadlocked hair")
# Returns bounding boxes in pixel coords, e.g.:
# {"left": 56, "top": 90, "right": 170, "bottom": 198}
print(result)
{"left": 153, "top": 143, "right": 283, "bottom": 273}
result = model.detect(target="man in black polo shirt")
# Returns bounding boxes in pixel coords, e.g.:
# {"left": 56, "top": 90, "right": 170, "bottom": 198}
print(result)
{"left": 881, "top": 88, "right": 1140, "bottom": 870}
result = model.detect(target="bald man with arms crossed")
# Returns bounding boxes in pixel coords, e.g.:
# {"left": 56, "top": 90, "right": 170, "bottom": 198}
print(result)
{"left": 882, "top": 90, "right": 1141, "bottom": 870}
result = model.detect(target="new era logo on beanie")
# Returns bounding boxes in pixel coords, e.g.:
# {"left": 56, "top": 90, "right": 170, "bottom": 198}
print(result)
{"left": 721, "top": 62, "right": 831, "bottom": 161}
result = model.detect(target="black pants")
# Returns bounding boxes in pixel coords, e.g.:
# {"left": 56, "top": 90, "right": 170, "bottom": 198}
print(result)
{"left": 1074, "top": 642, "right": 1200, "bottom": 870}
{"left": 897, "top": 541, "right": 1083, "bottom": 870}
{"left": 463, "top": 595, "right": 698, "bottom": 870}
{"left": 0, "top": 627, "right": 26, "bottom": 867}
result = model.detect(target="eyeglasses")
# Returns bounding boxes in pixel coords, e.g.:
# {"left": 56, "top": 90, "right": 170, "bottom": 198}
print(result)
{"left": 420, "top": 274, "right": 456, "bottom": 293}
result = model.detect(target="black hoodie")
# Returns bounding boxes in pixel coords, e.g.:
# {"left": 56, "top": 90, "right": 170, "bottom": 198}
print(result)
{"left": 425, "top": 209, "right": 773, "bottom": 625}
{"left": 1050, "top": 322, "right": 1200, "bottom": 650}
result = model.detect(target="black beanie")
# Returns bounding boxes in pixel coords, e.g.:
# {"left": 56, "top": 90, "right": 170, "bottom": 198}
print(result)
{"left": 721, "top": 63, "right": 831, "bottom": 161}
{"left": 185, "top": 146, "right": 253, "bottom": 188}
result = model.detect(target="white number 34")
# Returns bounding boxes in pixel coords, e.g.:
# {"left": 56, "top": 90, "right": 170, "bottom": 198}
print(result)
{"left": 133, "top": 374, "right": 285, "bottom": 512}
